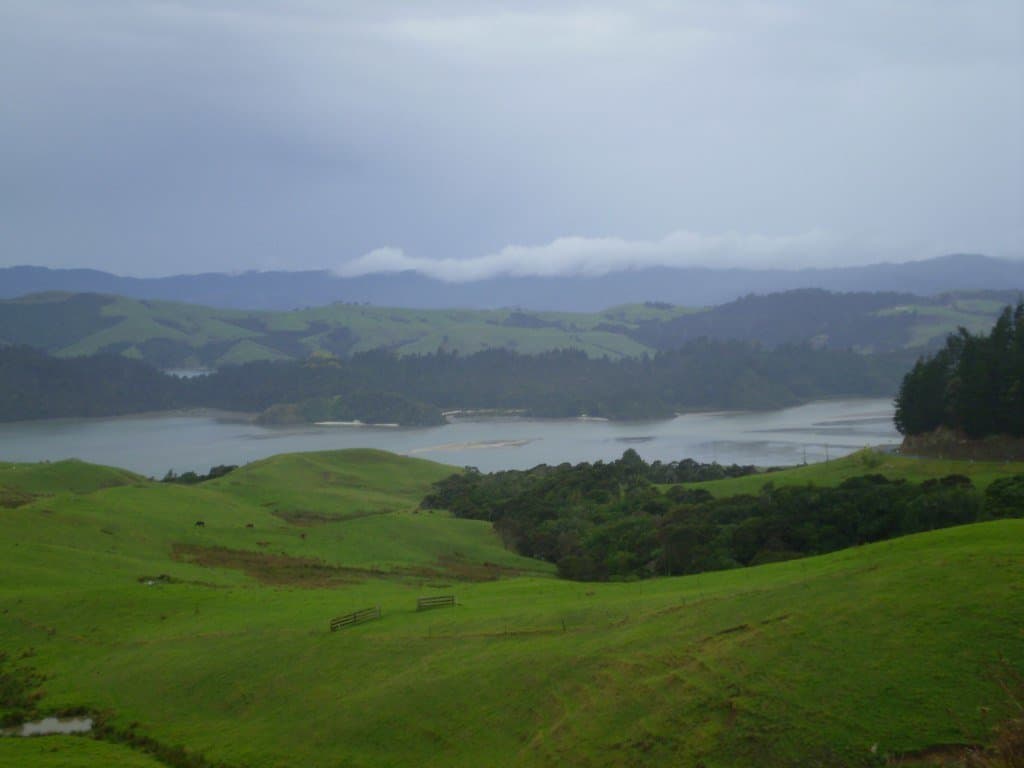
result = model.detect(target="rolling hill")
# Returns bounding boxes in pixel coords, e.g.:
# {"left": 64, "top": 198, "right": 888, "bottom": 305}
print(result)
{"left": 0, "top": 449, "right": 1020, "bottom": 767}
{"left": 0, "top": 288, "right": 1016, "bottom": 369}
{"left": 683, "top": 446, "right": 1024, "bottom": 497}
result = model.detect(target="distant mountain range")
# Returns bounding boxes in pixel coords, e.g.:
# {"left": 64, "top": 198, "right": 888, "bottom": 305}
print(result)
{"left": 2, "top": 254, "right": 1022, "bottom": 311}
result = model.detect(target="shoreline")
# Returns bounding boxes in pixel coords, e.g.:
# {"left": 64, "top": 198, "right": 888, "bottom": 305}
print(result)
{"left": 0, "top": 398, "right": 899, "bottom": 477}
{"left": 0, "top": 396, "right": 896, "bottom": 429}
{"left": 0, "top": 407, "right": 258, "bottom": 428}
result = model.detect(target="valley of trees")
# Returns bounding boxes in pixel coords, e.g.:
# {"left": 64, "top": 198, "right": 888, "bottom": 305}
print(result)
{"left": 0, "top": 341, "right": 911, "bottom": 424}
{"left": 421, "top": 450, "right": 1024, "bottom": 581}
{"left": 895, "top": 301, "right": 1024, "bottom": 437}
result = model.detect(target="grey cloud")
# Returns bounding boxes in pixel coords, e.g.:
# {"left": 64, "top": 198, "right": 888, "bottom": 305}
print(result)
{"left": 1, "top": 1, "right": 1021, "bottom": 276}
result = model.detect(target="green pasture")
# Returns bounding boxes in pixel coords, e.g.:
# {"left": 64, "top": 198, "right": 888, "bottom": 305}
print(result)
{"left": 4, "top": 290, "right": 1016, "bottom": 368}
{"left": 874, "top": 300, "right": 1010, "bottom": 348}
{"left": 297, "top": 303, "right": 667, "bottom": 358}
{"left": 41, "top": 297, "right": 684, "bottom": 365}
{"left": 0, "top": 737, "right": 169, "bottom": 768}
{"left": 0, "top": 450, "right": 1021, "bottom": 767}
{"left": 686, "top": 447, "right": 1024, "bottom": 497}
{"left": 0, "top": 459, "right": 144, "bottom": 495}
{"left": 57, "top": 296, "right": 257, "bottom": 359}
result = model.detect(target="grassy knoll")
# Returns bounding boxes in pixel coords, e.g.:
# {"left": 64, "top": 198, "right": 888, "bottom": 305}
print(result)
{"left": 0, "top": 450, "right": 1021, "bottom": 767}
{"left": 0, "top": 459, "right": 144, "bottom": 496}
{"left": 686, "top": 447, "right": 1024, "bottom": 498}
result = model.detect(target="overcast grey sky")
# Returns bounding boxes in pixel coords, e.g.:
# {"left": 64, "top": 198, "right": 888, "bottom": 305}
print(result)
{"left": 2, "top": 1, "right": 1022, "bottom": 279}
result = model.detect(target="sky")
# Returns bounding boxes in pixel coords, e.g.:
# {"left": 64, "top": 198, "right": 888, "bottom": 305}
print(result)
{"left": 1, "top": 1, "right": 1022, "bottom": 280}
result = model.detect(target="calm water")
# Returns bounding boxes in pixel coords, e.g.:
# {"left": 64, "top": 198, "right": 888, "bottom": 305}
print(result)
{"left": 0, "top": 399, "right": 898, "bottom": 476}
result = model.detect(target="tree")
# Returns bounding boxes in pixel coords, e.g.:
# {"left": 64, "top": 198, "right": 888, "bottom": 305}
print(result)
{"left": 893, "top": 302, "right": 1024, "bottom": 439}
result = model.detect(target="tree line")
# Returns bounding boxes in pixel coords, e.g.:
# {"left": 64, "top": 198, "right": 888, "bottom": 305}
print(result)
{"left": 894, "top": 302, "right": 1024, "bottom": 437}
{"left": 421, "top": 450, "right": 1024, "bottom": 581}
{"left": 0, "top": 340, "right": 911, "bottom": 424}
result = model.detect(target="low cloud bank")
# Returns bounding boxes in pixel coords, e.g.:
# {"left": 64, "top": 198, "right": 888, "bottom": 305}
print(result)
{"left": 334, "top": 230, "right": 908, "bottom": 283}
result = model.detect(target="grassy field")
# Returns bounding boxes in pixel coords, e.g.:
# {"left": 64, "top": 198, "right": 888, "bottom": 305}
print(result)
{"left": 686, "top": 447, "right": 1024, "bottom": 498}
{"left": 874, "top": 297, "right": 1009, "bottom": 348}
{"left": 17, "top": 294, "right": 681, "bottom": 366}
{"left": 0, "top": 449, "right": 1021, "bottom": 767}
{"left": 0, "top": 736, "right": 170, "bottom": 768}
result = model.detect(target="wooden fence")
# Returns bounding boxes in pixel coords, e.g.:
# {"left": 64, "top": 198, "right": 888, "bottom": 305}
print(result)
{"left": 329, "top": 606, "right": 381, "bottom": 631}
{"left": 417, "top": 595, "right": 456, "bottom": 611}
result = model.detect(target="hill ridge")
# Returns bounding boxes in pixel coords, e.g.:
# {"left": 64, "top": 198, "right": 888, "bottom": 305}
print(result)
{"left": 2, "top": 253, "right": 1022, "bottom": 311}
{"left": 1, "top": 286, "right": 1018, "bottom": 369}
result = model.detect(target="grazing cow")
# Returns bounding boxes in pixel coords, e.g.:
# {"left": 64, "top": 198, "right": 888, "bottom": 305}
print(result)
{"left": 194, "top": 520, "right": 205, "bottom": 527}
{"left": 245, "top": 523, "right": 254, "bottom": 529}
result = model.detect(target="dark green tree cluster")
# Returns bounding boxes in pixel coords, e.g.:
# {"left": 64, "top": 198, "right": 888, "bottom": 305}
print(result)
{"left": 629, "top": 289, "right": 928, "bottom": 351}
{"left": 894, "top": 302, "right": 1024, "bottom": 437}
{"left": 1, "top": 338, "right": 910, "bottom": 424}
{"left": 0, "top": 345, "right": 182, "bottom": 421}
{"left": 161, "top": 465, "right": 237, "bottom": 484}
{"left": 984, "top": 473, "right": 1024, "bottom": 517}
{"left": 189, "top": 342, "right": 907, "bottom": 420}
{"left": 421, "top": 451, "right": 1021, "bottom": 581}
{"left": 256, "top": 391, "right": 444, "bottom": 426}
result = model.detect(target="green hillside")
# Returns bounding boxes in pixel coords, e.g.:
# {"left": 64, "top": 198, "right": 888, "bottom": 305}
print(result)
{"left": 878, "top": 296, "right": 1012, "bottom": 347}
{"left": 685, "top": 447, "right": 1024, "bottom": 497}
{"left": 0, "top": 737, "right": 170, "bottom": 768}
{"left": 0, "top": 290, "right": 1014, "bottom": 369}
{"left": 0, "top": 450, "right": 1021, "bottom": 767}
{"left": 0, "top": 459, "right": 145, "bottom": 496}
{"left": 0, "top": 293, "right": 677, "bottom": 368}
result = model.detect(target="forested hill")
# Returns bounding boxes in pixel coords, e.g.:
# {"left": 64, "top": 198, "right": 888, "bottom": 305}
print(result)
{"left": 626, "top": 289, "right": 992, "bottom": 351}
{"left": 420, "top": 449, "right": 1024, "bottom": 581}
{"left": 0, "top": 342, "right": 911, "bottom": 424}
{"left": 0, "top": 288, "right": 1016, "bottom": 370}
{"left": 0, "top": 345, "right": 182, "bottom": 421}
{"left": 895, "top": 302, "right": 1024, "bottom": 439}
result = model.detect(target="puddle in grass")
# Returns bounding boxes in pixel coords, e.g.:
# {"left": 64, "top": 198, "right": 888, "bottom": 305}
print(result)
{"left": 1, "top": 717, "right": 93, "bottom": 736}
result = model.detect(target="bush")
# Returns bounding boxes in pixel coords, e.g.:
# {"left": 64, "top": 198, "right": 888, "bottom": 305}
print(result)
{"left": 985, "top": 475, "right": 1024, "bottom": 519}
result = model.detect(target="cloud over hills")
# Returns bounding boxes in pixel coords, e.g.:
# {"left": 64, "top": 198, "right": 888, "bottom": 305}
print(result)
{"left": 334, "top": 230, "right": 904, "bottom": 282}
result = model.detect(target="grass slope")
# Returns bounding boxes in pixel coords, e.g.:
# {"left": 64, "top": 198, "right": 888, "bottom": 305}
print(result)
{"left": 687, "top": 447, "right": 1024, "bottom": 498}
{"left": 7, "top": 294, "right": 679, "bottom": 366}
{"left": 0, "top": 459, "right": 144, "bottom": 495}
{"left": 0, "top": 736, "right": 170, "bottom": 768}
{"left": 877, "top": 296, "right": 1011, "bottom": 347}
{"left": 0, "top": 451, "right": 1020, "bottom": 767}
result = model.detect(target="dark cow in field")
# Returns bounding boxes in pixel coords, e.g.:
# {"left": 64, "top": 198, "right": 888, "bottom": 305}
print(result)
{"left": 194, "top": 520, "right": 205, "bottom": 527}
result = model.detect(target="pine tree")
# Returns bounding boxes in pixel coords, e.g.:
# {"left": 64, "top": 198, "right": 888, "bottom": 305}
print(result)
{"left": 894, "top": 302, "right": 1024, "bottom": 438}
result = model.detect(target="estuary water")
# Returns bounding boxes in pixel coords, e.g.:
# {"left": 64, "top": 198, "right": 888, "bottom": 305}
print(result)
{"left": 0, "top": 399, "right": 898, "bottom": 476}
